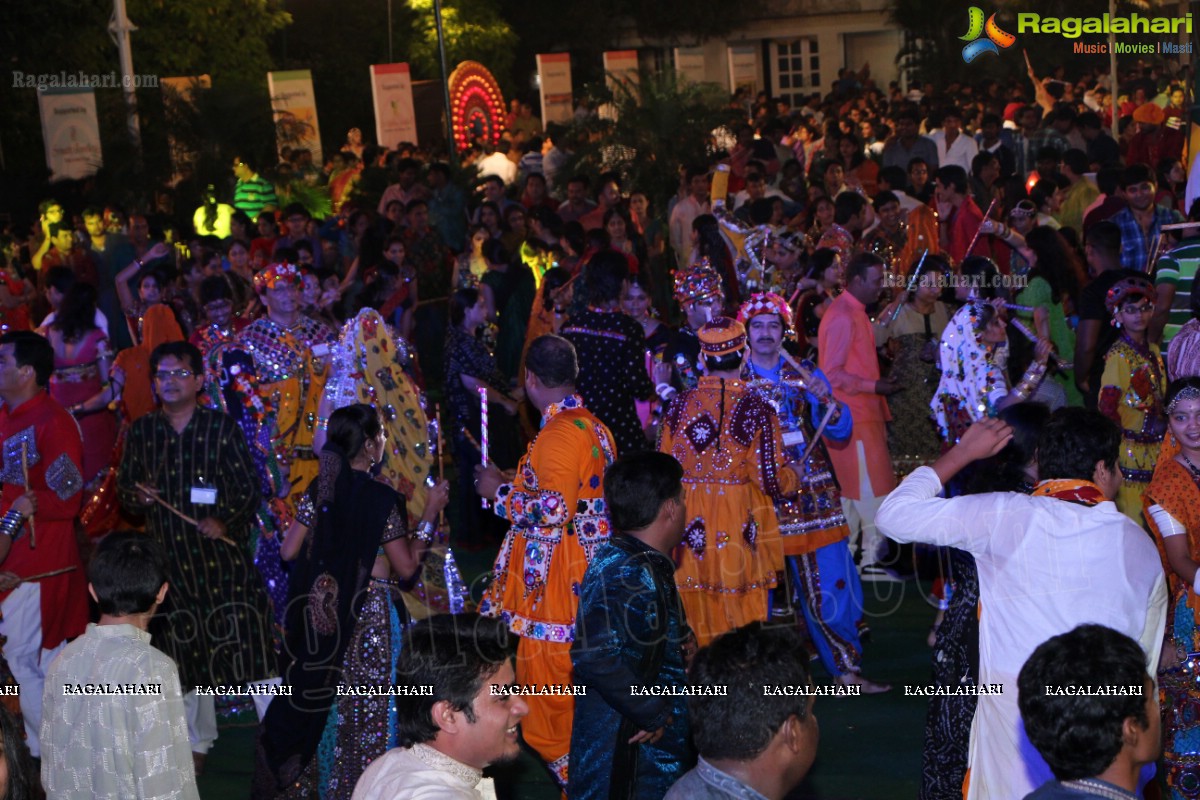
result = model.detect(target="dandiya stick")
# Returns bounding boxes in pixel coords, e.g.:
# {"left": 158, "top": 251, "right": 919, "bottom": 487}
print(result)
{"left": 19, "top": 442, "right": 34, "bottom": 549}
{"left": 478, "top": 386, "right": 489, "bottom": 509}
{"left": 21, "top": 565, "right": 76, "bottom": 582}
{"left": 458, "top": 427, "right": 498, "bottom": 468}
{"left": 436, "top": 408, "right": 446, "bottom": 529}
{"left": 135, "top": 482, "right": 237, "bottom": 547}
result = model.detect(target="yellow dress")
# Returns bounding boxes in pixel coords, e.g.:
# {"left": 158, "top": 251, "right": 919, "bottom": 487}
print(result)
{"left": 236, "top": 316, "right": 336, "bottom": 508}
{"left": 1099, "top": 335, "right": 1167, "bottom": 520}
{"left": 660, "top": 376, "right": 798, "bottom": 646}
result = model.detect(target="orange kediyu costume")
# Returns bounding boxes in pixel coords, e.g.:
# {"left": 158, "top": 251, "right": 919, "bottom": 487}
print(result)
{"left": 479, "top": 393, "right": 617, "bottom": 789}
{"left": 659, "top": 318, "right": 799, "bottom": 647}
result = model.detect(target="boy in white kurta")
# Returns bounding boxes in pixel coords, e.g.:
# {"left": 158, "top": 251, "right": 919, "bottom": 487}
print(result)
{"left": 877, "top": 411, "right": 1167, "bottom": 800}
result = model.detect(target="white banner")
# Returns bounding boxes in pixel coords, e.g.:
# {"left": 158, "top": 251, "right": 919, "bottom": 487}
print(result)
{"left": 601, "top": 50, "right": 639, "bottom": 120}
{"left": 674, "top": 47, "right": 707, "bottom": 85}
{"left": 537, "top": 53, "right": 574, "bottom": 125}
{"left": 727, "top": 44, "right": 759, "bottom": 95}
{"left": 370, "top": 63, "right": 418, "bottom": 149}
{"left": 38, "top": 87, "right": 102, "bottom": 182}
{"left": 267, "top": 69, "right": 323, "bottom": 164}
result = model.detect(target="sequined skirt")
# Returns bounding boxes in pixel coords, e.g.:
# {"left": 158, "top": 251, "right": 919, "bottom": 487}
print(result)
{"left": 1161, "top": 588, "right": 1200, "bottom": 799}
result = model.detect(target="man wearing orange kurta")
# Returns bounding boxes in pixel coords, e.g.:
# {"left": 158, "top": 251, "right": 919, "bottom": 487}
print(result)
{"left": 475, "top": 334, "right": 616, "bottom": 790}
{"left": 660, "top": 317, "right": 801, "bottom": 646}
{"left": 818, "top": 253, "right": 900, "bottom": 580}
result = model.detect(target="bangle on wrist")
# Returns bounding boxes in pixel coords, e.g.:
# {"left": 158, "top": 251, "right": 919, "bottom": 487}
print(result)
{"left": 0, "top": 510, "right": 24, "bottom": 539}
{"left": 413, "top": 519, "right": 436, "bottom": 543}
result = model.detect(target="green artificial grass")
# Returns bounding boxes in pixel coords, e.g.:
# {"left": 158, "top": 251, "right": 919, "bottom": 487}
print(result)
{"left": 196, "top": 579, "right": 937, "bottom": 799}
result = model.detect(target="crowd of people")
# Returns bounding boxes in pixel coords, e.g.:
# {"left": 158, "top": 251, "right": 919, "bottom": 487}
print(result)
{"left": 0, "top": 53, "right": 1197, "bottom": 800}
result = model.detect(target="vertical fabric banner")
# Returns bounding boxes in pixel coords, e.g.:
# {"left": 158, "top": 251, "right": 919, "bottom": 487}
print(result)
{"left": 162, "top": 75, "right": 211, "bottom": 184}
{"left": 536, "top": 53, "right": 574, "bottom": 125}
{"left": 601, "top": 50, "right": 639, "bottom": 120}
{"left": 603, "top": 50, "right": 639, "bottom": 87}
{"left": 370, "top": 63, "right": 418, "bottom": 149}
{"left": 267, "top": 69, "right": 323, "bottom": 164}
{"left": 37, "top": 87, "right": 103, "bottom": 182}
{"left": 674, "top": 47, "right": 707, "bottom": 85}
{"left": 727, "top": 45, "right": 759, "bottom": 95}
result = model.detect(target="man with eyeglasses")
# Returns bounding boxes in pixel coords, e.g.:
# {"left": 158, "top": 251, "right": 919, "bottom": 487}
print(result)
{"left": 117, "top": 340, "right": 278, "bottom": 776}
{"left": 232, "top": 155, "right": 278, "bottom": 220}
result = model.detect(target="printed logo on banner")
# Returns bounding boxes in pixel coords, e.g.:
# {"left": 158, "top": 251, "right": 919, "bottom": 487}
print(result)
{"left": 960, "top": 7, "right": 1017, "bottom": 63}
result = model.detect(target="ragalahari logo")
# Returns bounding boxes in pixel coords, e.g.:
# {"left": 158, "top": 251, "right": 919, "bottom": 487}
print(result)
{"left": 961, "top": 7, "right": 1017, "bottom": 62}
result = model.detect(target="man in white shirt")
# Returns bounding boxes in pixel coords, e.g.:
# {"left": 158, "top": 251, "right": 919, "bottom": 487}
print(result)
{"left": 352, "top": 614, "right": 530, "bottom": 800}
{"left": 929, "top": 108, "right": 979, "bottom": 174}
{"left": 669, "top": 167, "right": 711, "bottom": 268}
{"left": 876, "top": 411, "right": 1167, "bottom": 800}
{"left": 476, "top": 140, "right": 518, "bottom": 186}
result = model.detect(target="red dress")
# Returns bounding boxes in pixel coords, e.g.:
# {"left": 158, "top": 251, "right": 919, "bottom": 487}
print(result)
{"left": 49, "top": 329, "right": 117, "bottom": 486}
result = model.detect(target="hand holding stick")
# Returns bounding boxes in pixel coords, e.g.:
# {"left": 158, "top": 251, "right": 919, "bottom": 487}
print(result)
{"left": 134, "top": 483, "right": 236, "bottom": 546}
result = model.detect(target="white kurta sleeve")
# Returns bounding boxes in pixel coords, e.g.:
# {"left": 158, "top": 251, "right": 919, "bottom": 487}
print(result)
{"left": 876, "top": 465, "right": 1006, "bottom": 554}
{"left": 1140, "top": 572, "right": 1168, "bottom": 680}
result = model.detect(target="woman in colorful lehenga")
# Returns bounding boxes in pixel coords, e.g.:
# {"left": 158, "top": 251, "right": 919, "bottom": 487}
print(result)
{"left": 1146, "top": 377, "right": 1200, "bottom": 799}
{"left": 254, "top": 404, "right": 448, "bottom": 799}
{"left": 1099, "top": 275, "right": 1167, "bottom": 521}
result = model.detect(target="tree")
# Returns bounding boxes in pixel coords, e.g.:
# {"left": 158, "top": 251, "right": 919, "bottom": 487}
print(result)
{"left": 407, "top": 0, "right": 518, "bottom": 93}
{"left": 563, "top": 70, "right": 736, "bottom": 216}
{"left": 127, "top": 0, "right": 290, "bottom": 85}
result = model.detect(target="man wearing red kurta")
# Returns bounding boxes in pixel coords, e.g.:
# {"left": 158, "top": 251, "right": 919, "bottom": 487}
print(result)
{"left": 818, "top": 254, "right": 900, "bottom": 581}
{"left": 0, "top": 332, "right": 86, "bottom": 757}
{"left": 475, "top": 335, "right": 616, "bottom": 790}
{"left": 935, "top": 165, "right": 992, "bottom": 265}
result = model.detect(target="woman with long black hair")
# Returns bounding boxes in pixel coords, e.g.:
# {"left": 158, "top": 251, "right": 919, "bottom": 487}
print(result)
{"left": 254, "top": 404, "right": 448, "bottom": 798}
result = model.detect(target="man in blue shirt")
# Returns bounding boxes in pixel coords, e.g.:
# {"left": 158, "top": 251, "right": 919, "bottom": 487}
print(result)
{"left": 1110, "top": 163, "right": 1181, "bottom": 272}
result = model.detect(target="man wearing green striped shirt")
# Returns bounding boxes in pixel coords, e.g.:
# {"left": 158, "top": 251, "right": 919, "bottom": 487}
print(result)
{"left": 1152, "top": 219, "right": 1200, "bottom": 354}
{"left": 232, "top": 156, "right": 278, "bottom": 220}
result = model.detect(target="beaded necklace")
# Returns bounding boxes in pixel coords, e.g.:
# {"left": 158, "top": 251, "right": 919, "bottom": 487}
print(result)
{"left": 1058, "top": 778, "right": 1137, "bottom": 800}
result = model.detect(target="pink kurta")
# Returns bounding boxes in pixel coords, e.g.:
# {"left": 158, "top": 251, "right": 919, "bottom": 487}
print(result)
{"left": 817, "top": 292, "right": 896, "bottom": 499}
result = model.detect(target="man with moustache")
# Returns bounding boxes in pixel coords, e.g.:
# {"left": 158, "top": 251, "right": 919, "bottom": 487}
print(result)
{"left": 741, "top": 293, "right": 888, "bottom": 691}
{"left": 352, "top": 614, "right": 530, "bottom": 800}
{"left": 117, "top": 341, "right": 277, "bottom": 773}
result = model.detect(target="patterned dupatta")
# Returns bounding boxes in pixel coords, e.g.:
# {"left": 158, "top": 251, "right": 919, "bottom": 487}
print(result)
{"left": 1030, "top": 479, "right": 1107, "bottom": 507}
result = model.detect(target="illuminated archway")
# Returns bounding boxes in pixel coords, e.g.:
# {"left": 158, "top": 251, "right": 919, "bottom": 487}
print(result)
{"left": 448, "top": 61, "right": 507, "bottom": 153}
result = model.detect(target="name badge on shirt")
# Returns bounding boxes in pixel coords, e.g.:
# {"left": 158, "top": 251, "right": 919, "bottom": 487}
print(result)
{"left": 311, "top": 343, "right": 330, "bottom": 358}
{"left": 191, "top": 486, "right": 218, "bottom": 505}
